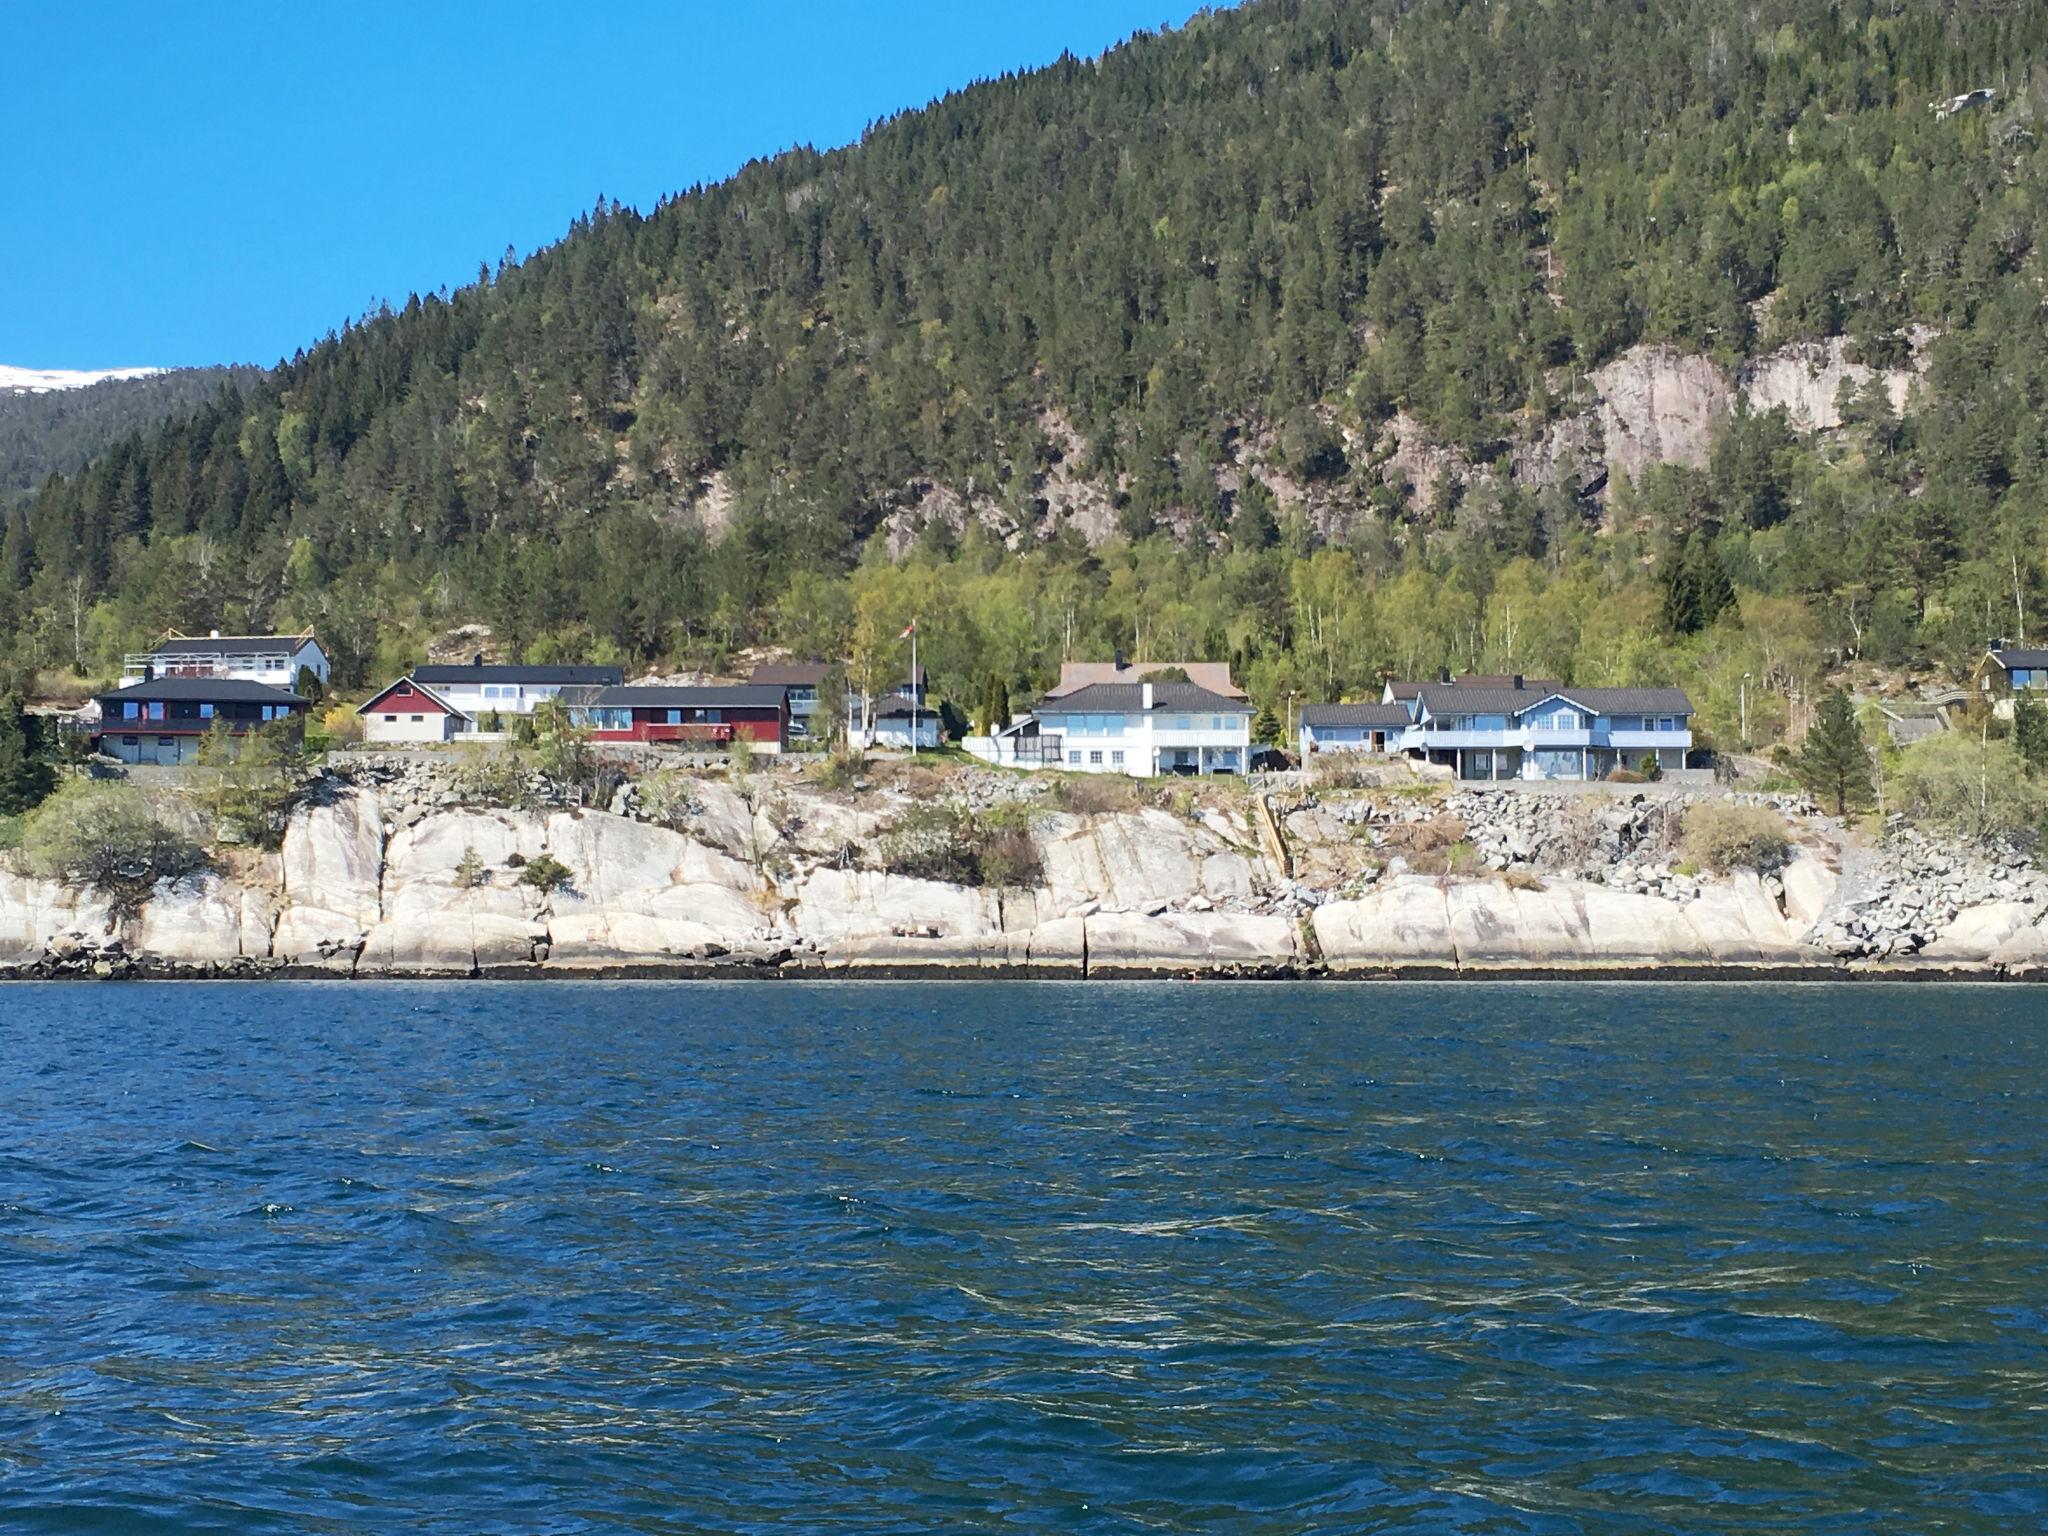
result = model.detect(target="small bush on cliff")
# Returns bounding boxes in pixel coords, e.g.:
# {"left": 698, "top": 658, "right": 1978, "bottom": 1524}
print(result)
{"left": 1682, "top": 801, "right": 1791, "bottom": 874}
{"left": 20, "top": 779, "right": 205, "bottom": 911}
{"left": 879, "top": 801, "right": 1042, "bottom": 888}
{"left": 518, "top": 853, "right": 574, "bottom": 899}
{"left": 1053, "top": 774, "right": 1141, "bottom": 815}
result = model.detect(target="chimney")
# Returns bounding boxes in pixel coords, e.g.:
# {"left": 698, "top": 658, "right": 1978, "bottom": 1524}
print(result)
{"left": 473, "top": 653, "right": 485, "bottom": 667}
{"left": 143, "top": 662, "right": 155, "bottom": 683}
{"left": 1512, "top": 674, "right": 1524, "bottom": 690}
{"left": 209, "top": 628, "right": 220, "bottom": 639}
{"left": 1440, "top": 666, "right": 1452, "bottom": 685}
{"left": 1142, "top": 681, "right": 1154, "bottom": 710}
{"left": 1114, "top": 650, "right": 1128, "bottom": 673}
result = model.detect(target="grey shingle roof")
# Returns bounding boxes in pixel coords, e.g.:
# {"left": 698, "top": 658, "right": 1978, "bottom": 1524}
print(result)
{"left": 96, "top": 678, "right": 307, "bottom": 705}
{"left": 148, "top": 633, "right": 315, "bottom": 657}
{"left": 1991, "top": 648, "right": 2048, "bottom": 669}
{"left": 1301, "top": 702, "right": 1413, "bottom": 728}
{"left": 1417, "top": 684, "right": 1692, "bottom": 717}
{"left": 413, "top": 664, "right": 624, "bottom": 686}
{"left": 1038, "top": 682, "right": 1252, "bottom": 714}
{"left": 749, "top": 662, "right": 835, "bottom": 686}
{"left": 591, "top": 685, "right": 787, "bottom": 710}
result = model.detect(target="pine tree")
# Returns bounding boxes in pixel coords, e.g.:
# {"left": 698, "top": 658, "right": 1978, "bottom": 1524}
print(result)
{"left": 1253, "top": 704, "right": 1283, "bottom": 746}
{"left": 2014, "top": 695, "right": 2048, "bottom": 776}
{"left": 0, "top": 692, "right": 56, "bottom": 815}
{"left": 1689, "top": 537, "right": 1736, "bottom": 628}
{"left": 1797, "top": 688, "right": 1874, "bottom": 816}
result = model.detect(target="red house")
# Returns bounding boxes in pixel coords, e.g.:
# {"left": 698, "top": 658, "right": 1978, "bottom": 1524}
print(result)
{"left": 570, "top": 685, "right": 790, "bottom": 751}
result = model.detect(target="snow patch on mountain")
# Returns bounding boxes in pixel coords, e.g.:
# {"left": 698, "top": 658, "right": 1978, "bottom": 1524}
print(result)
{"left": 0, "top": 365, "right": 166, "bottom": 394}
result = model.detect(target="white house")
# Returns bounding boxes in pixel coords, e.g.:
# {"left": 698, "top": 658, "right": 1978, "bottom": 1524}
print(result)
{"left": 850, "top": 668, "right": 940, "bottom": 751}
{"left": 356, "top": 660, "right": 624, "bottom": 744}
{"left": 122, "top": 631, "right": 331, "bottom": 690}
{"left": 1028, "top": 681, "right": 1252, "bottom": 776}
{"left": 410, "top": 661, "right": 624, "bottom": 723}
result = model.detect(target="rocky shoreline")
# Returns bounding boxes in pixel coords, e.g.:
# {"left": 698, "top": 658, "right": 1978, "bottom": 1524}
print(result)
{"left": 5, "top": 760, "right": 2046, "bottom": 983}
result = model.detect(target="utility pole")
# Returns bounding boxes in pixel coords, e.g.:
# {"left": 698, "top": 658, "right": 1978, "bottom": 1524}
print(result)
{"left": 1740, "top": 672, "right": 1750, "bottom": 747}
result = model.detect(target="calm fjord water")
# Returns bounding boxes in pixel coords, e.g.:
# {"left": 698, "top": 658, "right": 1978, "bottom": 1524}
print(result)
{"left": 1, "top": 982, "right": 2043, "bottom": 1534}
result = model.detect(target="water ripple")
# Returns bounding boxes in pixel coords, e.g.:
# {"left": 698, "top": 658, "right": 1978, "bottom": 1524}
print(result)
{"left": 0, "top": 979, "right": 2043, "bottom": 1533}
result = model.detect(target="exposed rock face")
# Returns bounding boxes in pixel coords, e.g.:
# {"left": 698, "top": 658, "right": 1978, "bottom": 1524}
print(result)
{"left": 2, "top": 774, "right": 2042, "bottom": 979}
{"left": 1314, "top": 871, "right": 1815, "bottom": 971}
{"left": 1592, "top": 344, "right": 1734, "bottom": 477}
{"left": 1739, "top": 336, "right": 1918, "bottom": 431}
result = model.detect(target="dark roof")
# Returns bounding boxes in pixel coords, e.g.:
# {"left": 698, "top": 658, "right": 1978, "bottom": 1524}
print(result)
{"left": 149, "top": 633, "right": 316, "bottom": 656}
{"left": 1990, "top": 648, "right": 2048, "bottom": 669}
{"left": 96, "top": 677, "right": 307, "bottom": 706}
{"left": 1038, "top": 682, "right": 1251, "bottom": 714}
{"left": 1417, "top": 684, "right": 1692, "bottom": 717}
{"left": 412, "top": 663, "right": 624, "bottom": 686}
{"left": 356, "top": 676, "right": 469, "bottom": 718}
{"left": 590, "top": 685, "right": 788, "bottom": 710}
{"left": 1301, "top": 702, "right": 1413, "bottom": 728}
{"left": 1387, "top": 675, "right": 1560, "bottom": 698}
{"left": 749, "top": 662, "right": 834, "bottom": 686}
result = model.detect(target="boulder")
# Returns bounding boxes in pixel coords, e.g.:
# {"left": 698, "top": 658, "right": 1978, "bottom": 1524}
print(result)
{"left": 1084, "top": 911, "right": 1297, "bottom": 973}
{"left": 1313, "top": 879, "right": 1457, "bottom": 969}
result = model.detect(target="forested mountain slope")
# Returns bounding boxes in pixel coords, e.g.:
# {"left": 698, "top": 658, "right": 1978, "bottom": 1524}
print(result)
{"left": 0, "top": 366, "right": 262, "bottom": 507}
{"left": 7, "top": 0, "right": 2047, "bottom": 748}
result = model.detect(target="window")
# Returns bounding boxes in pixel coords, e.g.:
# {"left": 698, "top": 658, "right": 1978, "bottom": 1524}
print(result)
{"left": 199, "top": 703, "right": 214, "bottom": 720}
{"left": 123, "top": 702, "right": 140, "bottom": 720}
{"left": 1212, "top": 716, "right": 1224, "bottom": 731}
{"left": 145, "top": 702, "right": 165, "bottom": 721}
{"left": 667, "top": 709, "right": 684, "bottom": 725}
{"left": 1657, "top": 716, "right": 1678, "bottom": 732}
{"left": 410, "top": 715, "right": 423, "bottom": 724}
{"left": 1089, "top": 750, "right": 1103, "bottom": 765}
{"left": 122, "top": 736, "right": 137, "bottom": 746}
{"left": 395, "top": 682, "right": 412, "bottom": 696}
{"left": 1175, "top": 716, "right": 1191, "bottom": 730}
{"left": 384, "top": 714, "right": 399, "bottom": 723}
{"left": 1067, "top": 751, "right": 1081, "bottom": 766}
{"left": 1110, "top": 751, "right": 1124, "bottom": 767}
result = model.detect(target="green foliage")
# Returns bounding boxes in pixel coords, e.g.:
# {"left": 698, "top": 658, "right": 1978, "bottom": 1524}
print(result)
{"left": 451, "top": 741, "right": 534, "bottom": 807}
{"left": 518, "top": 853, "right": 574, "bottom": 898}
{"left": 1797, "top": 688, "right": 1874, "bottom": 816}
{"left": 454, "top": 844, "right": 488, "bottom": 890}
{"left": 19, "top": 778, "right": 205, "bottom": 908}
{"left": 633, "top": 767, "right": 702, "bottom": 827}
{"left": 1636, "top": 752, "right": 1663, "bottom": 782}
{"left": 1683, "top": 801, "right": 1791, "bottom": 874}
{"left": 0, "top": 692, "right": 56, "bottom": 814}
{"left": 1894, "top": 732, "right": 2048, "bottom": 843}
{"left": 2014, "top": 696, "right": 2048, "bottom": 776}
{"left": 194, "top": 719, "right": 308, "bottom": 846}
{"left": 1253, "top": 704, "right": 1283, "bottom": 747}
{"left": 877, "top": 801, "right": 1042, "bottom": 889}
{"left": 2, "top": 0, "right": 2046, "bottom": 724}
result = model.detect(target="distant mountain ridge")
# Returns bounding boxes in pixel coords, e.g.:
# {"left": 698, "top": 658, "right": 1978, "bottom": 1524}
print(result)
{"left": 0, "top": 366, "right": 264, "bottom": 506}
{"left": 0, "top": 365, "right": 166, "bottom": 394}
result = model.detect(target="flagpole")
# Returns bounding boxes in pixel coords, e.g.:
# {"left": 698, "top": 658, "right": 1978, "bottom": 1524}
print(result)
{"left": 910, "top": 623, "right": 919, "bottom": 757}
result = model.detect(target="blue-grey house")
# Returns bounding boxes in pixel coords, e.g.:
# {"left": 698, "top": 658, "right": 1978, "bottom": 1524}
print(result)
{"left": 1299, "top": 675, "right": 1695, "bottom": 781}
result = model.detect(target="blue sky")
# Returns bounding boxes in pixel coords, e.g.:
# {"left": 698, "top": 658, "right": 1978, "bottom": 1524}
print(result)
{"left": 1, "top": 1, "right": 1211, "bottom": 370}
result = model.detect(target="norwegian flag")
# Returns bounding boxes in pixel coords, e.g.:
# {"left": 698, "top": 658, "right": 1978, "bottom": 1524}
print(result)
{"left": 899, "top": 620, "right": 917, "bottom": 639}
